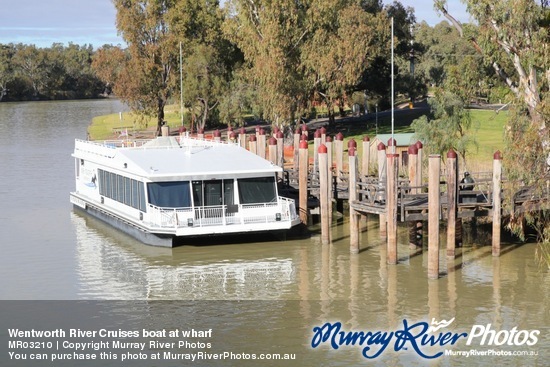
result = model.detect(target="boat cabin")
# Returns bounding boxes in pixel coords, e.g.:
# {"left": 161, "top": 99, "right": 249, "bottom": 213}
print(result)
{"left": 70, "top": 136, "right": 300, "bottom": 247}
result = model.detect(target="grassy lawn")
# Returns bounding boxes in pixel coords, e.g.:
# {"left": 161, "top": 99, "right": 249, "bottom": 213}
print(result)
{"left": 88, "top": 103, "right": 509, "bottom": 169}
{"left": 468, "top": 109, "right": 508, "bottom": 160}
{"left": 325, "top": 107, "right": 508, "bottom": 168}
{"left": 88, "top": 104, "right": 185, "bottom": 140}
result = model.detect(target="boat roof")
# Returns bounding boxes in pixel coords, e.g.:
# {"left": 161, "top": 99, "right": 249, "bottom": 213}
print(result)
{"left": 74, "top": 136, "right": 281, "bottom": 181}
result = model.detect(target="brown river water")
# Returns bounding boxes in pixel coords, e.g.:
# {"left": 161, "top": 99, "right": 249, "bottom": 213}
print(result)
{"left": 0, "top": 100, "right": 547, "bottom": 366}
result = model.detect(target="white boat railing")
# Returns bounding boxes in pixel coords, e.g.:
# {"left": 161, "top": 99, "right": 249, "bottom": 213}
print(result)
{"left": 146, "top": 197, "right": 297, "bottom": 229}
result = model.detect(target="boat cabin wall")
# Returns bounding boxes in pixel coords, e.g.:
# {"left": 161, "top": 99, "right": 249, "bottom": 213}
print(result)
{"left": 75, "top": 158, "right": 148, "bottom": 221}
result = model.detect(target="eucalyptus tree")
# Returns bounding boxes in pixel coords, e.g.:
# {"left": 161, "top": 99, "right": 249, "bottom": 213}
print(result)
{"left": 412, "top": 90, "right": 475, "bottom": 163}
{"left": 0, "top": 45, "right": 14, "bottom": 101}
{"left": 435, "top": 0, "right": 549, "bottom": 144}
{"left": 182, "top": 43, "right": 228, "bottom": 130}
{"left": 301, "top": 0, "right": 387, "bottom": 124}
{"left": 11, "top": 44, "right": 48, "bottom": 99}
{"left": 223, "top": 0, "right": 308, "bottom": 128}
{"left": 169, "top": 0, "right": 237, "bottom": 130}
{"left": 436, "top": 0, "right": 550, "bottom": 259}
{"left": 91, "top": 45, "right": 128, "bottom": 96}
{"left": 112, "top": 0, "right": 178, "bottom": 134}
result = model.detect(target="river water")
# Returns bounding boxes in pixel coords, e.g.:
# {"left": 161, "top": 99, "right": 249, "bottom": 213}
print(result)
{"left": 0, "top": 100, "right": 548, "bottom": 366}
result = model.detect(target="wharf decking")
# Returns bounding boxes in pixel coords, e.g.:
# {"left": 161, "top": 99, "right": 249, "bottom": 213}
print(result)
{"left": 285, "top": 166, "right": 548, "bottom": 222}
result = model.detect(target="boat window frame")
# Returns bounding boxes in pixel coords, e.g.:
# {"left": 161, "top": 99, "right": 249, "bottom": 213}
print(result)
{"left": 237, "top": 176, "right": 278, "bottom": 204}
{"left": 97, "top": 168, "right": 147, "bottom": 212}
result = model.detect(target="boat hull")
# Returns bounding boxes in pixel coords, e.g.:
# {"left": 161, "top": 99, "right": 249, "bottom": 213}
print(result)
{"left": 72, "top": 196, "right": 305, "bottom": 247}
{"left": 73, "top": 202, "right": 175, "bottom": 247}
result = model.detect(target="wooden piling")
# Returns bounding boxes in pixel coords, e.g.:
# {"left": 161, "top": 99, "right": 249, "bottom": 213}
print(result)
{"left": 298, "top": 140, "right": 309, "bottom": 224}
{"left": 326, "top": 136, "right": 333, "bottom": 222}
{"left": 349, "top": 147, "right": 360, "bottom": 253}
{"left": 258, "top": 128, "right": 266, "bottom": 159}
{"left": 362, "top": 136, "right": 370, "bottom": 177}
{"left": 387, "top": 153, "right": 399, "bottom": 265}
{"left": 313, "top": 129, "right": 321, "bottom": 173}
{"left": 293, "top": 128, "right": 301, "bottom": 171}
{"left": 248, "top": 134, "right": 257, "bottom": 155}
{"left": 276, "top": 131, "right": 284, "bottom": 170}
{"left": 198, "top": 128, "right": 204, "bottom": 140}
{"left": 428, "top": 154, "right": 441, "bottom": 279}
{"left": 492, "top": 151, "right": 502, "bottom": 256}
{"left": 446, "top": 149, "right": 458, "bottom": 258}
{"left": 320, "top": 126, "right": 327, "bottom": 143}
{"left": 268, "top": 137, "right": 277, "bottom": 165}
{"left": 347, "top": 139, "right": 357, "bottom": 183}
{"left": 161, "top": 125, "right": 170, "bottom": 137}
{"left": 408, "top": 145, "right": 419, "bottom": 247}
{"left": 378, "top": 142, "right": 387, "bottom": 237}
{"left": 416, "top": 140, "right": 424, "bottom": 241}
{"left": 213, "top": 129, "right": 221, "bottom": 142}
{"left": 335, "top": 132, "right": 344, "bottom": 183}
{"left": 319, "top": 144, "right": 330, "bottom": 245}
{"left": 239, "top": 127, "right": 247, "bottom": 149}
{"left": 301, "top": 123, "right": 308, "bottom": 139}
{"left": 416, "top": 141, "right": 423, "bottom": 183}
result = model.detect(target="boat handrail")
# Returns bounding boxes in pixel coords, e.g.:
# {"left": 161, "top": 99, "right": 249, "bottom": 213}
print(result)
{"left": 146, "top": 196, "right": 295, "bottom": 229}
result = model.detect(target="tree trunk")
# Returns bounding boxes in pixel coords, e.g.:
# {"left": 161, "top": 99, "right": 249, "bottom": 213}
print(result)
{"left": 328, "top": 105, "right": 336, "bottom": 126}
{"left": 156, "top": 98, "right": 165, "bottom": 136}
{"left": 338, "top": 99, "right": 346, "bottom": 117}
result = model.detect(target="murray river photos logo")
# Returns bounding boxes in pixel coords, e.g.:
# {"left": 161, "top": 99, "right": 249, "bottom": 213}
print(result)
{"left": 310, "top": 318, "right": 540, "bottom": 359}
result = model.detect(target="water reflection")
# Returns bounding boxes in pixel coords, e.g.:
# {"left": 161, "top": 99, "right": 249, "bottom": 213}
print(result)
{"left": 71, "top": 194, "right": 549, "bottom": 365}
{"left": 72, "top": 211, "right": 295, "bottom": 300}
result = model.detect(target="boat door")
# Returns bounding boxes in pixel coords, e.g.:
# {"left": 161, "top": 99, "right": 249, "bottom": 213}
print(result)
{"left": 192, "top": 180, "right": 235, "bottom": 221}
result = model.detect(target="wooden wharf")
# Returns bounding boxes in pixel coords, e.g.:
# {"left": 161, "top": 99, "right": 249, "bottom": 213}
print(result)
{"left": 171, "top": 125, "right": 548, "bottom": 277}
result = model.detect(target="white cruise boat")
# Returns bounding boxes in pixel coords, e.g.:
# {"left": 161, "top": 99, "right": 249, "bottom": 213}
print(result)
{"left": 70, "top": 135, "right": 301, "bottom": 247}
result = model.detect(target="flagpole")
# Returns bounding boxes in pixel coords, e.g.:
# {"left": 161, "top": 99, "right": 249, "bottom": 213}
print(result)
{"left": 391, "top": 17, "right": 395, "bottom": 154}
{"left": 180, "top": 41, "right": 184, "bottom": 126}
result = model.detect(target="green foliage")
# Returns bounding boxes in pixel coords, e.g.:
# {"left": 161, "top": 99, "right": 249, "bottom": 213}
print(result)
{"left": 0, "top": 43, "right": 104, "bottom": 101}
{"left": 183, "top": 43, "right": 227, "bottom": 130}
{"left": 218, "top": 69, "right": 257, "bottom": 126}
{"left": 110, "top": 0, "right": 179, "bottom": 132}
{"left": 412, "top": 90, "right": 477, "bottom": 161}
{"left": 437, "top": 0, "right": 550, "bottom": 265}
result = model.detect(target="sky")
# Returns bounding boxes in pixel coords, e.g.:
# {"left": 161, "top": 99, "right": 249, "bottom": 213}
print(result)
{"left": 0, "top": 0, "right": 470, "bottom": 49}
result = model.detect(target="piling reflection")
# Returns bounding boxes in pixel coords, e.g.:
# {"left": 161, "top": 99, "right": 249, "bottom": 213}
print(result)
{"left": 70, "top": 209, "right": 549, "bottom": 366}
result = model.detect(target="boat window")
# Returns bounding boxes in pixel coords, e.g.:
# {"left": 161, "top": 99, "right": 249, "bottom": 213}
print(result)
{"left": 131, "top": 179, "right": 139, "bottom": 208}
{"left": 224, "top": 180, "right": 234, "bottom": 206}
{"left": 138, "top": 182, "right": 146, "bottom": 211}
{"left": 98, "top": 170, "right": 105, "bottom": 196}
{"left": 97, "top": 169, "right": 147, "bottom": 211}
{"left": 192, "top": 181, "right": 203, "bottom": 207}
{"left": 110, "top": 172, "right": 116, "bottom": 199}
{"left": 238, "top": 177, "right": 277, "bottom": 204}
{"left": 191, "top": 180, "right": 234, "bottom": 207}
{"left": 204, "top": 180, "right": 222, "bottom": 206}
{"left": 117, "top": 175, "right": 124, "bottom": 203}
{"left": 124, "top": 177, "right": 132, "bottom": 206}
{"left": 75, "top": 158, "right": 80, "bottom": 178}
{"left": 147, "top": 181, "right": 191, "bottom": 208}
